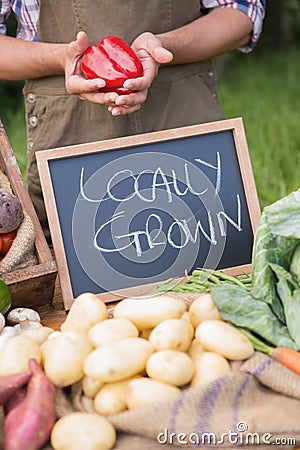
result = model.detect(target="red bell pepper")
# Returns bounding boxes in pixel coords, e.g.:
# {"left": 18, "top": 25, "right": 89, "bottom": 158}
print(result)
{"left": 81, "top": 35, "right": 143, "bottom": 94}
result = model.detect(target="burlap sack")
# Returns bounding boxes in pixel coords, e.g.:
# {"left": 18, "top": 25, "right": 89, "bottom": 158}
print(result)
{"left": 48, "top": 351, "right": 300, "bottom": 450}
{"left": 0, "top": 171, "right": 37, "bottom": 275}
{"left": 1, "top": 352, "right": 300, "bottom": 449}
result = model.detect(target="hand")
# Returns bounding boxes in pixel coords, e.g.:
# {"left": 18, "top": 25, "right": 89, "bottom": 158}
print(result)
{"left": 64, "top": 31, "right": 120, "bottom": 106}
{"left": 64, "top": 31, "right": 173, "bottom": 116}
{"left": 107, "top": 32, "right": 173, "bottom": 116}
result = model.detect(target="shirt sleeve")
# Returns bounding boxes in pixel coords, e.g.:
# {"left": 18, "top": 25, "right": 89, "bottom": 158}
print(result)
{"left": 201, "top": 1, "right": 266, "bottom": 53}
{"left": 0, "top": 1, "right": 11, "bottom": 35}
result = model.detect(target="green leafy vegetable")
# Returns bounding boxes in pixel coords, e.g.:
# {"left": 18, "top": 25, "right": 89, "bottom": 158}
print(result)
{"left": 290, "top": 243, "right": 300, "bottom": 284}
{"left": 211, "top": 283, "right": 298, "bottom": 350}
{"left": 270, "top": 262, "right": 300, "bottom": 347}
{"left": 251, "top": 190, "right": 300, "bottom": 323}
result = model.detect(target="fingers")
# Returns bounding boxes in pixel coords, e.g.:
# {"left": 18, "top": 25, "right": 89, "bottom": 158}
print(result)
{"left": 66, "top": 75, "right": 106, "bottom": 95}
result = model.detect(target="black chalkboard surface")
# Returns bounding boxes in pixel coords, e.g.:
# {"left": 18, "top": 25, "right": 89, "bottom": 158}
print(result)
{"left": 37, "top": 118, "right": 261, "bottom": 309}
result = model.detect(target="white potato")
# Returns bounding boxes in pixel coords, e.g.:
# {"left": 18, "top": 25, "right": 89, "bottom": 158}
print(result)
{"left": 51, "top": 412, "right": 116, "bottom": 450}
{"left": 22, "top": 326, "right": 55, "bottom": 344}
{"left": 82, "top": 376, "right": 104, "bottom": 398}
{"left": 61, "top": 292, "right": 107, "bottom": 333}
{"left": 195, "top": 320, "right": 254, "bottom": 360}
{"left": 126, "top": 377, "right": 180, "bottom": 410}
{"left": 190, "top": 351, "right": 232, "bottom": 388}
{"left": 0, "top": 334, "right": 42, "bottom": 376}
{"left": 94, "top": 375, "right": 141, "bottom": 415}
{"left": 41, "top": 330, "right": 93, "bottom": 387}
{"left": 113, "top": 295, "right": 186, "bottom": 331}
{"left": 187, "top": 338, "right": 205, "bottom": 364}
{"left": 189, "top": 293, "right": 222, "bottom": 328}
{"left": 148, "top": 318, "right": 194, "bottom": 351}
{"left": 88, "top": 317, "right": 139, "bottom": 347}
{"left": 84, "top": 337, "right": 153, "bottom": 383}
{"left": 146, "top": 350, "right": 195, "bottom": 386}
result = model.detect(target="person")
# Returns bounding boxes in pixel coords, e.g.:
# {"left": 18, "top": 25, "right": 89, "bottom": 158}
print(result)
{"left": 0, "top": 1, "right": 266, "bottom": 241}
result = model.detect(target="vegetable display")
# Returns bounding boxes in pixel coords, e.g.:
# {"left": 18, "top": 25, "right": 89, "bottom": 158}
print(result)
{"left": 81, "top": 35, "right": 143, "bottom": 94}
{"left": 159, "top": 188, "right": 300, "bottom": 370}
{"left": 0, "top": 188, "right": 300, "bottom": 448}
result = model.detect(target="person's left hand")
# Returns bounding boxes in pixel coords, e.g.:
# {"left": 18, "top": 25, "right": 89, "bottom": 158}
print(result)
{"left": 107, "top": 32, "right": 173, "bottom": 116}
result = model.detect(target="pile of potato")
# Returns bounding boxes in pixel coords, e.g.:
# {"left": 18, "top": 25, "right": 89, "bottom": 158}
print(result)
{"left": 0, "top": 292, "right": 254, "bottom": 450}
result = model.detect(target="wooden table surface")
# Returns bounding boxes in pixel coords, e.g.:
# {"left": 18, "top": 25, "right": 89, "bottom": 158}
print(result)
{"left": 35, "top": 275, "right": 68, "bottom": 330}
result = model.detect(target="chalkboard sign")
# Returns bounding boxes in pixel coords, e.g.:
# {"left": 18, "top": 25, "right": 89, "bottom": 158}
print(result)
{"left": 37, "top": 118, "right": 261, "bottom": 309}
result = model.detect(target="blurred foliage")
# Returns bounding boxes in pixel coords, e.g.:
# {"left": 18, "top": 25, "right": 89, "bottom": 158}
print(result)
{"left": 256, "top": 0, "right": 300, "bottom": 52}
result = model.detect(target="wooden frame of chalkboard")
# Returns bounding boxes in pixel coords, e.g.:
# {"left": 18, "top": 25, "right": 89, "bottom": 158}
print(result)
{"left": 37, "top": 118, "right": 261, "bottom": 309}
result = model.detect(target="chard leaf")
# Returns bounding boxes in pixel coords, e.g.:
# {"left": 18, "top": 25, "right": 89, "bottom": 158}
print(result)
{"left": 270, "top": 262, "right": 300, "bottom": 348}
{"left": 250, "top": 189, "right": 300, "bottom": 322}
{"left": 211, "top": 283, "right": 298, "bottom": 350}
{"left": 265, "top": 189, "right": 300, "bottom": 238}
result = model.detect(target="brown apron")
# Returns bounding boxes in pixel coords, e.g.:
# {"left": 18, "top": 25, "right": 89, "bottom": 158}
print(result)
{"left": 23, "top": 0, "right": 224, "bottom": 240}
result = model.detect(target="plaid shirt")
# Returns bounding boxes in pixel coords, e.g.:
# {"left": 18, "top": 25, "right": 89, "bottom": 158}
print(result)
{"left": 0, "top": 0, "right": 265, "bottom": 51}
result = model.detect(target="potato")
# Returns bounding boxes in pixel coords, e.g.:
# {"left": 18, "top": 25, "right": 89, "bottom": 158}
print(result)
{"left": 190, "top": 351, "right": 232, "bottom": 388}
{"left": 41, "top": 330, "right": 93, "bottom": 387}
{"left": 126, "top": 377, "right": 180, "bottom": 410}
{"left": 22, "top": 326, "right": 55, "bottom": 345}
{"left": 51, "top": 412, "right": 116, "bottom": 450}
{"left": 195, "top": 320, "right": 254, "bottom": 360}
{"left": 61, "top": 292, "right": 107, "bottom": 333}
{"left": 189, "top": 293, "right": 222, "bottom": 328}
{"left": 148, "top": 318, "right": 194, "bottom": 351}
{"left": 88, "top": 317, "right": 139, "bottom": 347}
{"left": 0, "top": 334, "right": 42, "bottom": 376}
{"left": 187, "top": 338, "right": 205, "bottom": 364}
{"left": 82, "top": 376, "right": 104, "bottom": 398}
{"left": 84, "top": 337, "right": 153, "bottom": 383}
{"left": 94, "top": 375, "right": 141, "bottom": 415}
{"left": 146, "top": 350, "right": 195, "bottom": 386}
{"left": 113, "top": 295, "right": 186, "bottom": 331}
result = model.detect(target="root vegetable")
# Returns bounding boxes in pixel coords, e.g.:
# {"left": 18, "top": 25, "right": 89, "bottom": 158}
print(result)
{"left": 0, "top": 371, "right": 30, "bottom": 406}
{"left": 0, "top": 334, "right": 42, "bottom": 376}
{"left": 93, "top": 376, "right": 141, "bottom": 416}
{"left": 41, "top": 330, "right": 93, "bottom": 387}
{"left": 0, "top": 188, "right": 23, "bottom": 233}
{"left": 61, "top": 292, "right": 107, "bottom": 333}
{"left": 126, "top": 377, "right": 180, "bottom": 410}
{"left": 190, "top": 351, "right": 232, "bottom": 388}
{"left": 195, "top": 320, "right": 254, "bottom": 360}
{"left": 113, "top": 295, "right": 187, "bottom": 331}
{"left": 4, "top": 359, "right": 56, "bottom": 450}
{"left": 88, "top": 317, "right": 139, "bottom": 347}
{"left": 3, "top": 386, "right": 27, "bottom": 416}
{"left": 82, "top": 376, "right": 104, "bottom": 398}
{"left": 51, "top": 412, "right": 116, "bottom": 450}
{"left": 148, "top": 318, "right": 194, "bottom": 352}
{"left": 189, "top": 293, "right": 222, "bottom": 328}
{"left": 146, "top": 350, "right": 195, "bottom": 386}
{"left": 84, "top": 337, "right": 153, "bottom": 383}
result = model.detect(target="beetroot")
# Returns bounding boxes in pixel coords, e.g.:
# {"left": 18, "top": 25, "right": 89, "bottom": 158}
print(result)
{"left": 0, "top": 371, "right": 30, "bottom": 406}
{"left": 4, "top": 359, "right": 56, "bottom": 450}
{"left": 0, "top": 188, "right": 23, "bottom": 233}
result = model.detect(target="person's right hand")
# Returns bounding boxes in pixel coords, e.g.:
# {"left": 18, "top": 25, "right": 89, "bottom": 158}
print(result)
{"left": 64, "top": 31, "right": 121, "bottom": 107}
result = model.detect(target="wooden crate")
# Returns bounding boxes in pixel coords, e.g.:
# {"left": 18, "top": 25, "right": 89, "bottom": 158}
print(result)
{"left": 0, "top": 120, "right": 57, "bottom": 308}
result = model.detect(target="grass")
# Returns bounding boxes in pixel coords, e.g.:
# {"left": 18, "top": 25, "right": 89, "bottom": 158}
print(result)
{"left": 217, "top": 46, "right": 300, "bottom": 209}
{"left": 0, "top": 47, "right": 299, "bottom": 209}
